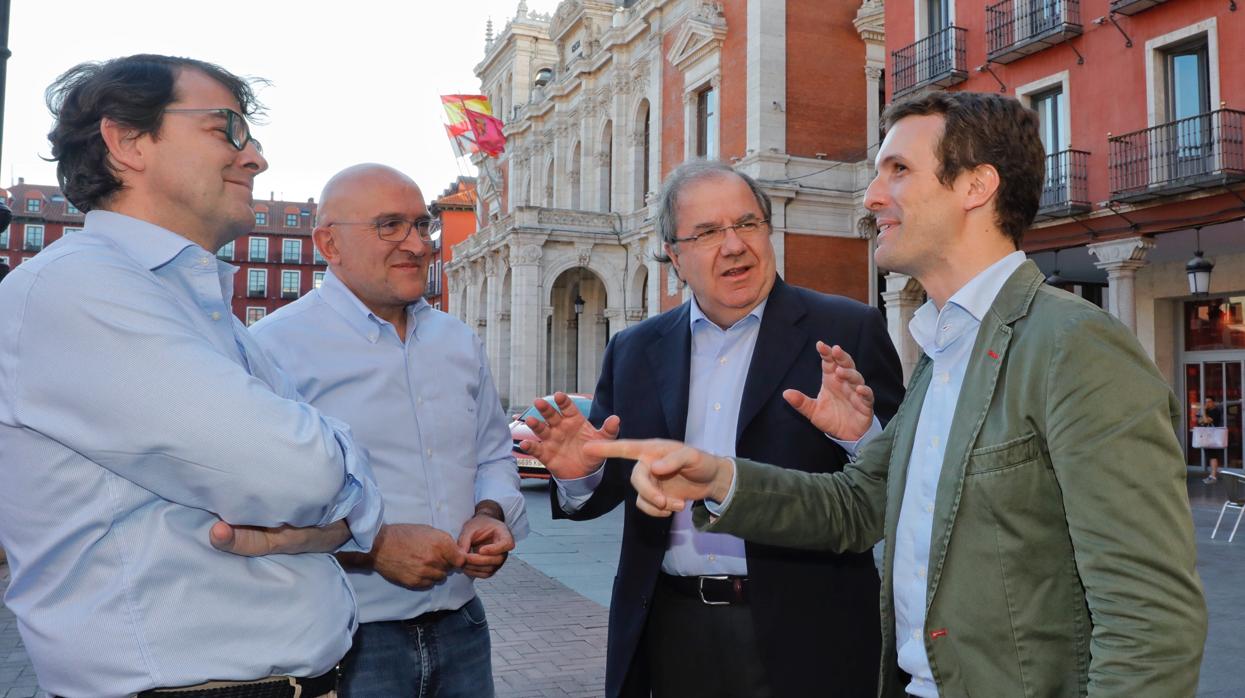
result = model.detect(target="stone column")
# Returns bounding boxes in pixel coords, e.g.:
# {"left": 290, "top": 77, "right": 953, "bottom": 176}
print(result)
{"left": 881, "top": 272, "right": 925, "bottom": 384}
{"left": 747, "top": 0, "right": 786, "bottom": 160}
{"left": 483, "top": 255, "right": 504, "bottom": 383}
{"left": 508, "top": 241, "right": 544, "bottom": 407}
{"left": 1088, "top": 237, "right": 1154, "bottom": 334}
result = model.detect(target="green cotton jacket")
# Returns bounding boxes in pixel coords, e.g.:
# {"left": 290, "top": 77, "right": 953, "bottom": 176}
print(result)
{"left": 697, "top": 261, "right": 1207, "bottom": 697}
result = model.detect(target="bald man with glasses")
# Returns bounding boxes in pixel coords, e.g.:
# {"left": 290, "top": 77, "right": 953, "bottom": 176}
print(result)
{"left": 250, "top": 163, "right": 528, "bottom": 697}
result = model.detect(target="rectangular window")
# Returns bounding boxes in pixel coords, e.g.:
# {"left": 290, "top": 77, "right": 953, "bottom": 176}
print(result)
{"left": 0, "top": 255, "right": 8, "bottom": 267}
{"left": 285, "top": 213, "right": 299, "bottom": 227}
{"left": 25, "top": 199, "right": 40, "bottom": 213}
{"left": 255, "top": 211, "right": 268, "bottom": 226}
{"left": 696, "top": 86, "right": 719, "bottom": 160}
{"left": 66, "top": 202, "right": 80, "bottom": 215}
{"left": 247, "top": 268, "right": 267, "bottom": 297}
{"left": 1164, "top": 38, "right": 1211, "bottom": 178}
{"left": 282, "top": 239, "right": 302, "bottom": 263}
{"left": 63, "top": 227, "right": 84, "bottom": 235}
{"left": 313, "top": 271, "right": 325, "bottom": 289}
{"left": 245, "top": 307, "right": 266, "bottom": 326}
{"left": 0, "top": 228, "right": 9, "bottom": 247}
{"left": 281, "top": 270, "right": 300, "bottom": 299}
{"left": 313, "top": 246, "right": 327, "bottom": 265}
{"left": 217, "top": 241, "right": 235, "bottom": 260}
{"left": 24, "top": 225, "right": 45, "bottom": 251}
{"left": 249, "top": 237, "right": 268, "bottom": 262}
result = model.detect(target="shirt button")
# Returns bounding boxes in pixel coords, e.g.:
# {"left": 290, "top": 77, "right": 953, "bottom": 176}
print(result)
{"left": 426, "top": 448, "right": 433, "bottom": 456}
{"left": 708, "top": 554, "right": 716, "bottom": 561}
{"left": 913, "top": 629, "right": 921, "bottom": 640}
{"left": 925, "top": 503, "right": 935, "bottom": 514}
{"left": 719, "top": 357, "right": 728, "bottom": 365}
{"left": 369, "top": 333, "right": 379, "bottom": 342}
{"left": 918, "top": 566, "right": 926, "bottom": 578}
{"left": 931, "top": 436, "right": 940, "bottom": 448}
{"left": 939, "top": 372, "right": 950, "bottom": 384}
{"left": 713, "top": 402, "right": 721, "bottom": 411}
{"left": 200, "top": 257, "right": 212, "bottom": 266}
{"left": 417, "top": 397, "right": 424, "bottom": 405}
{"left": 210, "top": 311, "right": 221, "bottom": 321}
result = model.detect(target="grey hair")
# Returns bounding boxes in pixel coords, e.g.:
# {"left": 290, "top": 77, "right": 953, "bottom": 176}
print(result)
{"left": 652, "top": 160, "right": 772, "bottom": 264}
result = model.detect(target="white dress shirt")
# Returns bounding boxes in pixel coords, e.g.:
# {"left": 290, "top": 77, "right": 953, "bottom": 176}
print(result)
{"left": 893, "top": 251, "right": 1026, "bottom": 697}
{"left": 251, "top": 269, "right": 528, "bottom": 622}
{"left": 0, "top": 211, "right": 383, "bottom": 698}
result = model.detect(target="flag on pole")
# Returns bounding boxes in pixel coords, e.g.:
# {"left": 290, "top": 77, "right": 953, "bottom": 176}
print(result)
{"left": 441, "top": 95, "right": 506, "bottom": 157}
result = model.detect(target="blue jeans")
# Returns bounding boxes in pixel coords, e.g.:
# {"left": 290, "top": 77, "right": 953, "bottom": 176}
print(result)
{"left": 340, "top": 596, "right": 494, "bottom": 698}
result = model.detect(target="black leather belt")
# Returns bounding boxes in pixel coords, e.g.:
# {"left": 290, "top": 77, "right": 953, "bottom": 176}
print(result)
{"left": 126, "top": 667, "right": 338, "bottom": 698}
{"left": 659, "top": 573, "right": 750, "bottom": 605}
{"left": 401, "top": 601, "right": 466, "bottom": 627}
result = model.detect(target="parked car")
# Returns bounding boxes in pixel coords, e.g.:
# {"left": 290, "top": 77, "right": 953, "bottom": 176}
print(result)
{"left": 509, "top": 393, "right": 593, "bottom": 479}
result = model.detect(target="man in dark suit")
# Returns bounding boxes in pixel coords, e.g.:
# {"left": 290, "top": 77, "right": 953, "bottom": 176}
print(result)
{"left": 521, "top": 160, "right": 905, "bottom": 697}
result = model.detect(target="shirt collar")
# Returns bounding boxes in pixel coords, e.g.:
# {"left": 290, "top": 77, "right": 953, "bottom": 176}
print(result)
{"left": 910, "top": 251, "right": 1027, "bottom": 353}
{"left": 85, "top": 210, "right": 202, "bottom": 270}
{"left": 688, "top": 295, "right": 768, "bottom": 333}
{"left": 317, "top": 268, "right": 429, "bottom": 343}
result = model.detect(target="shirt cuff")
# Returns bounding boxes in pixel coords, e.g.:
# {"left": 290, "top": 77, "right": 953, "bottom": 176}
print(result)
{"left": 554, "top": 462, "right": 605, "bottom": 512}
{"left": 827, "top": 416, "right": 883, "bottom": 461}
{"left": 324, "top": 416, "right": 384, "bottom": 552}
{"left": 702, "top": 458, "right": 738, "bottom": 516}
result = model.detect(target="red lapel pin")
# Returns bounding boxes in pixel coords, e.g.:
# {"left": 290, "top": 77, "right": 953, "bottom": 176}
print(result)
{"left": 930, "top": 628, "right": 948, "bottom": 639}
{"left": 987, "top": 350, "right": 999, "bottom": 360}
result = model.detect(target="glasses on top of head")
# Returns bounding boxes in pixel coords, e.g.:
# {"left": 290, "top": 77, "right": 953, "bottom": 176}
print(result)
{"left": 329, "top": 216, "right": 439, "bottom": 243}
{"left": 672, "top": 218, "right": 771, "bottom": 249}
{"left": 162, "top": 107, "right": 262, "bottom": 153}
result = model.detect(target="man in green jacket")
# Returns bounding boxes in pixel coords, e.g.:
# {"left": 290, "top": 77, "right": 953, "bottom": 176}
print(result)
{"left": 585, "top": 90, "right": 1207, "bottom": 697}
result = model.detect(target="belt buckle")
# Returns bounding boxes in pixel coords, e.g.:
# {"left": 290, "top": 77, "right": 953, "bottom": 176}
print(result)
{"left": 698, "top": 574, "right": 731, "bottom": 606}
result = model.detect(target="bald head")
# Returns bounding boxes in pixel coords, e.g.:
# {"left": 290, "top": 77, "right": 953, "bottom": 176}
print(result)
{"left": 312, "top": 163, "right": 432, "bottom": 331}
{"left": 317, "top": 163, "right": 423, "bottom": 227}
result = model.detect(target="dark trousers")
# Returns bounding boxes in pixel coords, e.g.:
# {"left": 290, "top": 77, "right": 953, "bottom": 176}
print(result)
{"left": 643, "top": 576, "right": 772, "bottom": 698}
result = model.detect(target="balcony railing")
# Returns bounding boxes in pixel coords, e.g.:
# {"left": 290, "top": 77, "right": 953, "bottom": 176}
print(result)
{"left": 247, "top": 288, "right": 266, "bottom": 298}
{"left": 893, "top": 27, "right": 967, "bottom": 98}
{"left": 1109, "top": 109, "right": 1245, "bottom": 202}
{"left": 1035, "top": 149, "right": 1091, "bottom": 221}
{"left": 986, "top": 0, "right": 1082, "bottom": 64}
{"left": 281, "top": 290, "right": 299, "bottom": 300}
{"left": 1108, "top": 0, "right": 1168, "bottom": 16}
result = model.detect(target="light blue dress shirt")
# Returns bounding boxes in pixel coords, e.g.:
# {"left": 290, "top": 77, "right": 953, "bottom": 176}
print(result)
{"left": 893, "top": 251, "right": 1026, "bottom": 698}
{"left": 558, "top": 296, "right": 872, "bottom": 576}
{"left": 0, "top": 211, "right": 384, "bottom": 698}
{"left": 250, "top": 269, "right": 528, "bottom": 623}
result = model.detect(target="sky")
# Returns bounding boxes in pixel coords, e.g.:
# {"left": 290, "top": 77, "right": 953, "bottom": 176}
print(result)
{"left": 0, "top": 0, "right": 562, "bottom": 204}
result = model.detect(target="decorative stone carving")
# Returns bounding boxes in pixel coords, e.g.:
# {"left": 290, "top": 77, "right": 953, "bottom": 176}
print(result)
{"left": 864, "top": 66, "right": 883, "bottom": 81}
{"left": 575, "top": 244, "right": 594, "bottom": 268}
{"left": 511, "top": 242, "right": 543, "bottom": 265}
{"left": 536, "top": 209, "right": 613, "bottom": 228}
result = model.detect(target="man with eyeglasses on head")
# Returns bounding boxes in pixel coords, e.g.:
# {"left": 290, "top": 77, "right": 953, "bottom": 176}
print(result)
{"left": 249, "top": 163, "right": 527, "bottom": 697}
{"left": 519, "top": 160, "right": 905, "bottom": 697}
{"left": 0, "top": 54, "right": 384, "bottom": 697}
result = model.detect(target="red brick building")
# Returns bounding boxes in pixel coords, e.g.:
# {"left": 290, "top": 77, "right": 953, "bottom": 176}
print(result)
{"left": 428, "top": 177, "right": 480, "bottom": 313}
{"left": 884, "top": 0, "right": 1245, "bottom": 470}
{"left": 0, "top": 181, "right": 326, "bottom": 325}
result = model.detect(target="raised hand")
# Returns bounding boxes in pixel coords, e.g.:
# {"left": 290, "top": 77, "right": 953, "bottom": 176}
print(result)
{"left": 583, "top": 439, "right": 735, "bottom": 518}
{"left": 520, "top": 392, "right": 621, "bottom": 480}
{"left": 340, "top": 523, "right": 468, "bottom": 590}
{"left": 457, "top": 514, "right": 515, "bottom": 579}
{"left": 782, "top": 342, "right": 875, "bottom": 441}
{"left": 210, "top": 519, "right": 351, "bottom": 556}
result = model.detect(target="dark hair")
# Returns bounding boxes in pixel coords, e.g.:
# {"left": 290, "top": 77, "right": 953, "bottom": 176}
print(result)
{"left": 45, "top": 54, "right": 266, "bottom": 212}
{"left": 653, "top": 160, "right": 772, "bottom": 264}
{"left": 881, "top": 91, "right": 1045, "bottom": 247}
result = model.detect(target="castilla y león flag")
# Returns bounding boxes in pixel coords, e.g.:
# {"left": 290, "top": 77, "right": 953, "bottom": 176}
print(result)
{"left": 441, "top": 94, "right": 506, "bottom": 158}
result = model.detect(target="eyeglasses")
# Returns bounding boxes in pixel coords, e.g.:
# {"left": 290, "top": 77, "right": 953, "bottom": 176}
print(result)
{"left": 672, "top": 219, "right": 771, "bottom": 248}
{"left": 163, "top": 108, "right": 262, "bottom": 153}
{"left": 328, "top": 216, "right": 439, "bottom": 243}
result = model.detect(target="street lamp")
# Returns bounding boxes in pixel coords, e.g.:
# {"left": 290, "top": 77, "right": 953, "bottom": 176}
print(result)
{"left": 1044, "top": 249, "right": 1066, "bottom": 286}
{"left": 1186, "top": 227, "right": 1214, "bottom": 296}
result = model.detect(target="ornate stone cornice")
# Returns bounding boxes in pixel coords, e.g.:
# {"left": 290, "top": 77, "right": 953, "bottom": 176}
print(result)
{"left": 854, "top": 0, "right": 886, "bottom": 45}
{"left": 666, "top": 2, "right": 727, "bottom": 72}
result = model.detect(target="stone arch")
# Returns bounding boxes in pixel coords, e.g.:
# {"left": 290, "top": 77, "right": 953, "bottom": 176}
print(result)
{"left": 546, "top": 266, "right": 609, "bottom": 395}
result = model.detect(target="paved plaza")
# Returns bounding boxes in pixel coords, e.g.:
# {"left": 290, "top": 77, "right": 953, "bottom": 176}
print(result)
{"left": 2, "top": 477, "right": 1242, "bottom": 697}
